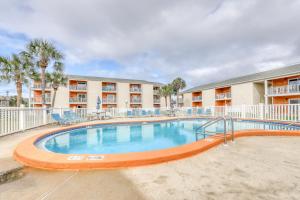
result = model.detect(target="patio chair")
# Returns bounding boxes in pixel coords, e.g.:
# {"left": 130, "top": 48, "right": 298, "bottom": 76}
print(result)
{"left": 197, "top": 108, "right": 204, "bottom": 115}
{"left": 51, "top": 113, "right": 71, "bottom": 125}
{"left": 64, "top": 111, "right": 85, "bottom": 123}
{"left": 127, "top": 110, "right": 133, "bottom": 117}
{"left": 154, "top": 109, "right": 160, "bottom": 116}
{"left": 187, "top": 109, "right": 192, "bottom": 116}
{"left": 141, "top": 110, "right": 147, "bottom": 116}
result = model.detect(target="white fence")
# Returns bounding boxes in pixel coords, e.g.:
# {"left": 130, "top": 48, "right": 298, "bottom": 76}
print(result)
{"left": 1, "top": 104, "right": 300, "bottom": 137}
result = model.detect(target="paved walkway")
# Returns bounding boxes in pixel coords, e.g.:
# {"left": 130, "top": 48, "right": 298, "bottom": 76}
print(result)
{"left": 1, "top": 134, "right": 300, "bottom": 199}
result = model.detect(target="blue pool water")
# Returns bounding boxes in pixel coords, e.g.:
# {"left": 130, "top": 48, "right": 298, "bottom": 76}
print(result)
{"left": 36, "top": 119, "right": 300, "bottom": 154}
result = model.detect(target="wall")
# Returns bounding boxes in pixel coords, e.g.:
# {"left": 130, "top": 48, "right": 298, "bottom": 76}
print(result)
{"left": 142, "top": 84, "right": 154, "bottom": 108}
{"left": 54, "top": 86, "right": 69, "bottom": 108}
{"left": 231, "top": 82, "right": 254, "bottom": 105}
{"left": 183, "top": 93, "right": 192, "bottom": 107}
{"left": 117, "top": 82, "right": 130, "bottom": 108}
{"left": 202, "top": 89, "right": 215, "bottom": 107}
{"left": 253, "top": 83, "right": 265, "bottom": 104}
{"left": 87, "top": 81, "right": 101, "bottom": 109}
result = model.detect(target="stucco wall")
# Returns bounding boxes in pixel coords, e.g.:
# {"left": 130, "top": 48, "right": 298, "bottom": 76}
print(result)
{"left": 253, "top": 83, "right": 265, "bottom": 104}
{"left": 54, "top": 86, "right": 69, "bottom": 108}
{"left": 231, "top": 82, "right": 254, "bottom": 105}
{"left": 87, "top": 81, "right": 101, "bottom": 109}
{"left": 142, "top": 84, "right": 154, "bottom": 108}
{"left": 183, "top": 93, "right": 192, "bottom": 107}
{"left": 117, "top": 82, "right": 130, "bottom": 108}
{"left": 202, "top": 89, "right": 215, "bottom": 107}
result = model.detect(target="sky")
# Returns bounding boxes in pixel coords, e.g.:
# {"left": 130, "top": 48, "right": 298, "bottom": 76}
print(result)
{"left": 1, "top": 0, "right": 300, "bottom": 96}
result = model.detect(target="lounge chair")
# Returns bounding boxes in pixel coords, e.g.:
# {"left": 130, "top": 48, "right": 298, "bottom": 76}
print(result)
{"left": 127, "top": 110, "right": 133, "bottom": 117}
{"left": 154, "top": 109, "right": 160, "bottom": 116}
{"left": 51, "top": 113, "right": 71, "bottom": 125}
{"left": 187, "top": 109, "right": 192, "bottom": 116}
{"left": 197, "top": 108, "right": 204, "bottom": 115}
{"left": 141, "top": 110, "right": 147, "bottom": 116}
{"left": 64, "top": 111, "right": 85, "bottom": 123}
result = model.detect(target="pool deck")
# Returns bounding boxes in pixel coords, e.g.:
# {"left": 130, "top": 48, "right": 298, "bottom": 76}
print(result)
{"left": 1, "top": 135, "right": 300, "bottom": 199}
{"left": 12, "top": 117, "right": 300, "bottom": 170}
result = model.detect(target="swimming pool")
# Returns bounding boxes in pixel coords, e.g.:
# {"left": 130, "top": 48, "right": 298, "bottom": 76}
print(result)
{"left": 36, "top": 119, "right": 300, "bottom": 154}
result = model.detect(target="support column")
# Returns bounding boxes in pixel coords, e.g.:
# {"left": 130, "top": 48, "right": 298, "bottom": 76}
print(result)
{"left": 264, "top": 80, "right": 269, "bottom": 105}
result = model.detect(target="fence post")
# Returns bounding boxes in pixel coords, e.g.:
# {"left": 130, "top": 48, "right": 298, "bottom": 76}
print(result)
{"left": 43, "top": 105, "right": 47, "bottom": 124}
{"left": 19, "top": 105, "right": 25, "bottom": 130}
{"left": 259, "top": 103, "right": 264, "bottom": 120}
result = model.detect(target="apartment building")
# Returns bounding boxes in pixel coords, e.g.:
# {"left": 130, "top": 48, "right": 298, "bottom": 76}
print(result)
{"left": 182, "top": 64, "right": 300, "bottom": 107}
{"left": 31, "top": 75, "right": 164, "bottom": 109}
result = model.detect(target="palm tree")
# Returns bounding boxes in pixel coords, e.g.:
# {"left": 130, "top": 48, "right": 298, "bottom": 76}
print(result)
{"left": 27, "top": 39, "right": 63, "bottom": 106}
{"left": 0, "top": 53, "right": 36, "bottom": 107}
{"left": 46, "top": 71, "right": 67, "bottom": 107}
{"left": 171, "top": 77, "right": 186, "bottom": 107}
{"left": 159, "top": 84, "right": 173, "bottom": 108}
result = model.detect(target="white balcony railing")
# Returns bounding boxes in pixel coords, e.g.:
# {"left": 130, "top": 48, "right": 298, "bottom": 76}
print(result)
{"left": 154, "top": 99, "right": 160, "bottom": 104}
{"left": 268, "top": 84, "right": 300, "bottom": 96}
{"left": 130, "top": 98, "right": 142, "bottom": 103}
{"left": 153, "top": 90, "right": 160, "bottom": 95}
{"left": 32, "top": 84, "right": 52, "bottom": 90}
{"left": 192, "top": 96, "right": 202, "bottom": 102}
{"left": 69, "top": 97, "right": 87, "bottom": 103}
{"left": 69, "top": 85, "right": 87, "bottom": 91}
{"left": 215, "top": 92, "right": 231, "bottom": 100}
{"left": 102, "top": 86, "right": 116, "bottom": 92}
{"left": 102, "top": 98, "right": 117, "bottom": 104}
{"left": 31, "top": 97, "right": 52, "bottom": 103}
{"left": 130, "top": 87, "right": 142, "bottom": 93}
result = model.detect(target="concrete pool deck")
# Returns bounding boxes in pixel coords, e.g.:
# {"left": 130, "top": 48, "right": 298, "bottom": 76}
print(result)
{"left": 1, "top": 117, "right": 300, "bottom": 199}
{"left": 0, "top": 136, "right": 300, "bottom": 199}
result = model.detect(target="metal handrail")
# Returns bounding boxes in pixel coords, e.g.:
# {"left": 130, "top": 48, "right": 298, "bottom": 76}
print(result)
{"left": 195, "top": 116, "right": 234, "bottom": 144}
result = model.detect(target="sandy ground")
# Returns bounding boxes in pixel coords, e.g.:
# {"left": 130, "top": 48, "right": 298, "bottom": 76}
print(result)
{"left": 0, "top": 120, "right": 300, "bottom": 200}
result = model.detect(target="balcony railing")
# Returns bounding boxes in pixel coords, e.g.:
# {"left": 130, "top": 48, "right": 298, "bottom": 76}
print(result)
{"left": 130, "top": 87, "right": 142, "bottom": 93}
{"left": 154, "top": 99, "right": 160, "bottom": 104}
{"left": 102, "top": 98, "right": 117, "bottom": 104}
{"left": 130, "top": 98, "right": 142, "bottom": 103}
{"left": 192, "top": 96, "right": 202, "bottom": 102}
{"left": 153, "top": 90, "right": 160, "bottom": 95}
{"left": 69, "top": 85, "right": 87, "bottom": 91}
{"left": 268, "top": 84, "right": 300, "bottom": 96}
{"left": 69, "top": 97, "right": 87, "bottom": 103}
{"left": 215, "top": 92, "right": 231, "bottom": 100}
{"left": 32, "top": 84, "right": 52, "bottom": 90}
{"left": 102, "top": 86, "right": 116, "bottom": 92}
{"left": 31, "top": 97, "right": 51, "bottom": 103}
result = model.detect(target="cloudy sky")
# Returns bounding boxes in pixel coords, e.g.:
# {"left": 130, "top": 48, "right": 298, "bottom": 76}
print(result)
{"left": 1, "top": 0, "right": 300, "bottom": 95}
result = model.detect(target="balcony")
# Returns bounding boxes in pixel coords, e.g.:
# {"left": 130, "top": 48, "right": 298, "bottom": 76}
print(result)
{"left": 154, "top": 99, "right": 160, "bottom": 104}
{"left": 177, "top": 98, "right": 183, "bottom": 104}
{"left": 69, "top": 97, "right": 87, "bottom": 103}
{"left": 215, "top": 92, "right": 231, "bottom": 100}
{"left": 130, "top": 87, "right": 142, "bottom": 93}
{"left": 153, "top": 90, "right": 160, "bottom": 95}
{"left": 268, "top": 84, "right": 300, "bottom": 96}
{"left": 69, "top": 85, "right": 87, "bottom": 91}
{"left": 31, "top": 97, "right": 51, "bottom": 104}
{"left": 102, "top": 98, "right": 117, "bottom": 104}
{"left": 192, "top": 96, "right": 202, "bottom": 102}
{"left": 102, "top": 86, "right": 116, "bottom": 92}
{"left": 32, "top": 84, "right": 52, "bottom": 90}
{"left": 130, "top": 98, "right": 142, "bottom": 104}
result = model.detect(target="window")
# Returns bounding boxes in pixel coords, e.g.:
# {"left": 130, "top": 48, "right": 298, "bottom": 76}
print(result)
{"left": 289, "top": 98, "right": 300, "bottom": 104}
{"left": 288, "top": 78, "right": 300, "bottom": 85}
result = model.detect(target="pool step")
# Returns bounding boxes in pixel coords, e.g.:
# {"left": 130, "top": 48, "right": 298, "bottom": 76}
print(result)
{"left": 0, "top": 159, "right": 24, "bottom": 184}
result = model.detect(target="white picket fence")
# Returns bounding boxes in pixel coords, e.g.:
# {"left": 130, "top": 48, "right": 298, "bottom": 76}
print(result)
{"left": 1, "top": 104, "right": 300, "bottom": 137}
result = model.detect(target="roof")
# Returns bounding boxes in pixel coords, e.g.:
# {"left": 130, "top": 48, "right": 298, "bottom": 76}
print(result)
{"left": 183, "top": 63, "right": 300, "bottom": 93}
{"left": 67, "top": 75, "right": 164, "bottom": 86}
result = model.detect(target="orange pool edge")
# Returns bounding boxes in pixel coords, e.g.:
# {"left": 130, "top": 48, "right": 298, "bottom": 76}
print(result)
{"left": 13, "top": 120, "right": 300, "bottom": 171}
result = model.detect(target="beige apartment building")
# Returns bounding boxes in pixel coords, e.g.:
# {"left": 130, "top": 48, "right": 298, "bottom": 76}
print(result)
{"left": 181, "top": 64, "right": 300, "bottom": 107}
{"left": 31, "top": 75, "right": 164, "bottom": 109}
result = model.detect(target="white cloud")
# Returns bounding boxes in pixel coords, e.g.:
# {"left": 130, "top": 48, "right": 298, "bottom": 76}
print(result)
{"left": 0, "top": 0, "right": 300, "bottom": 88}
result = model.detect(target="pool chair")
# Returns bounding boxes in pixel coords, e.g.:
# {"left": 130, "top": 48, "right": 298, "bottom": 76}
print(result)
{"left": 197, "top": 108, "right": 204, "bottom": 115}
{"left": 205, "top": 108, "right": 212, "bottom": 116}
{"left": 132, "top": 109, "right": 140, "bottom": 117}
{"left": 127, "top": 110, "right": 133, "bottom": 117}
{"left": 154, "top": 109, "right": 160, "bottom": 116}
{"left": 187, "top": 109, "right": 192, "bottom": 116}
{"left": 141, "top": 110, "right": 147, "bottom": 116}
{"left": 64, "top": 111, "right": 84, "bottom": 123}
{"left": 51, "top": 113, "right": 71, "bottom": 125}
{"left": 147, "top": 110, "right": 153, "bottom": 116}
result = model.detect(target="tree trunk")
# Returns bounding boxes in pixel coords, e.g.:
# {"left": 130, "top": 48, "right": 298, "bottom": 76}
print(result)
{"left": 16, "top": 81, "right": 22, "bottom": 107}
{"left": 164, "top": 96, "right": 168, "bottom": 108}
{"left": 41, "top": 66, "right": 46, "bottom": 106}
{"left": 52, "top": 88, "right": 57, "bottom": 107}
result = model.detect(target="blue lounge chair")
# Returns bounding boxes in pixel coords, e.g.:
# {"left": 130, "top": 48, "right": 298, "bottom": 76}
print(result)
{"left": 197, "top": 108, "right": 204, "bottom": 115}
{"left": 187, "top": 109, "right": 192, "bottom": 116}
{"left": 141, "top": 110, "right": 147, "bottom": 116}
{"left": 64, "top": 111, "right": 84, "bottom": 123}
{"left": 154, "top": 109, "right": 160, "bottom": 116}
{"left": 147, "top": 110, "right": 153, "bottom": 116}
{"left": 51, "top": 113, "right": 71, "bottom": 125}
{"left": 127, "top": 110, "right": 133, "bottom": 117}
